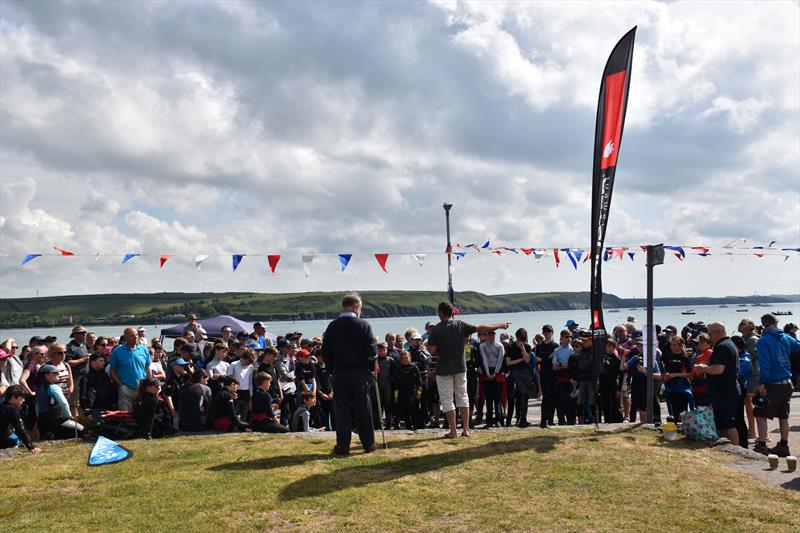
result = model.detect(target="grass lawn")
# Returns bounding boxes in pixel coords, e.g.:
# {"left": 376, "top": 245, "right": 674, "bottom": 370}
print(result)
{"left": 3, "top": 427, "right": 798, "bottom": 532}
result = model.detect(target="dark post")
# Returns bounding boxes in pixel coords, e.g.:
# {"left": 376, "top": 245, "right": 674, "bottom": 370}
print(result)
{"left": 443, "top": 203, "right": 454, "bottom": 304}
{"left": 645, "top": 244, "right": 664, "bottom": 423}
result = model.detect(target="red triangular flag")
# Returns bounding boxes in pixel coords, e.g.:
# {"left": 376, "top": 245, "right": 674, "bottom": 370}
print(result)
{"left": 520, "top": 248, "right": 533, "bottom": 256}
{"left": 53, "top": 246, "right": 74, "bottom": 256}
{"left": 159, "top": 255, "right": 170, "bottom": 268}
{"left": 553, "top": 248, "right": 560, "bottom": 268}
{"left": 268, "top": 255, "right": 281, "bottom": 274}
{"left": 375, "top": 253, "right": 389, "bottom": 273}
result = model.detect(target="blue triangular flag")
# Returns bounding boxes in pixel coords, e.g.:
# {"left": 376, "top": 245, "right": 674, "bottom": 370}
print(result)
{"left": 122, "top": 253, "right": 139, "bottom": 264}
{"left": 87, "top": 436, "right": 132, "bottom": 466}
{"left": 454, "top": 252, "right": 466, "bottom": 261}
{"left": 564, "top": 249, "right": 578, "bottom": 270}
{"left": 338, "top": 254, "right": 352, "bottom": 272}
{"left": 232, "top": 254, "right": 245, "bottom": 272}
{"left": 628, "top": 251, "right": 636, "bottom": 261}
{"left": 21, "top": 253, "right": 42, "bottom": 266}
{"left": 481, "top": 240, "right": 490, "bottom": 249}
{"left": 573, "top": 249, "right": 584, "bottom": 263}
{"left": 664, "top": 246, "right": 686, "bottom": 260}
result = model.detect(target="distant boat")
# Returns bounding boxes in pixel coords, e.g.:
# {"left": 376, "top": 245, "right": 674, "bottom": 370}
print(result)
{"left": 681, "top": 309, "right": 696, "bottom": 315}
{"left": 773, "top": 311, "right": 793, "bottom": 316}
{"left": 736, "top": 307, "right": 748, "bottom": 312}
{"left": 719, "top": 305, "right": 729, "bottom": 308}
{"left": 608, "top": 309, "right": 620, "bottom": 313}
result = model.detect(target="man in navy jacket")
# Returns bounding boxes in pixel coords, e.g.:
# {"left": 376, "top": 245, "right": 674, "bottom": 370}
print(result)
{"left": 321, "top": 292, "right": 378, "bottom": 456}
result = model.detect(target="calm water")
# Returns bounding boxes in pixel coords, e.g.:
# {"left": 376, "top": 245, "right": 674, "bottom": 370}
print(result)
{"left": 2, "top": 302, "right": 798, "bottom": 350}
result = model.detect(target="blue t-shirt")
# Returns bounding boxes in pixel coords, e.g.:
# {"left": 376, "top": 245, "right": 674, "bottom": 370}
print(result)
{"left": 552, "top": 345, "right": 574, "bottom": 367}
{"left": 110, "top": 344, "right": 151, "bottom": 389}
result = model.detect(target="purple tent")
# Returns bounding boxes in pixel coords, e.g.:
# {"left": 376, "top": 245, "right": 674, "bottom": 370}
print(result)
{"left": 159, "top": 315, "right": 276, "bottom": 341}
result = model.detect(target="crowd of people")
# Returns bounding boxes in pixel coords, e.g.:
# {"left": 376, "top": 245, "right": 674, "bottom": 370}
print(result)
{"left": 2, "top": 298, "right": 799, "bottom": 459}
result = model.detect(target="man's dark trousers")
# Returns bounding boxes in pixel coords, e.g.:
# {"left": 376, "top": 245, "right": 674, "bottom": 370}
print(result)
{"left": 333, "top": 368, "right": 375, "bottom": 451}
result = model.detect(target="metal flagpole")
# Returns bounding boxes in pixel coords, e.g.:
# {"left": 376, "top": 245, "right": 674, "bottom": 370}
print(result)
{"left": 443, "top": 203, "right": 454, "bottom": 304}
{"left": 645, "top": 244, "right": 664, "bottom": 423}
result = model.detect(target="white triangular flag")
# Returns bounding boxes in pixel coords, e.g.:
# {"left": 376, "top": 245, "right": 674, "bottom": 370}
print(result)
{"left": 533, "top": 249, "right": 546, "bottom": 260}
{"left": 93, "top": 252, "right": 101, "bottom": 261}
{"left": 195, "top": 255, "right": 210, "bottom": 271}
{"left": 723, "top": 238, "right": 746, "bottom": 248}
{"left": 302, "top": 255, "right": 315, "bottom": 277}
{"left": 413, "top": 254, "right": 426, "bottom": 267}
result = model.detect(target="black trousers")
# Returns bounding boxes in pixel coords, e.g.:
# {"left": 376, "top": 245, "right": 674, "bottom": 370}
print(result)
{"left": 540, "top": 372, "right": 556, "bottom": 425}
{"left": 555, "top": 380, "right": 576, "bottom": 425}
{"left": 599, "top": 382, "right": 623, "bottom": 423}
{"left": 483, "top": 380, "right": 503, "bottom": 425}
{"left": 333, "top": 369, "right": 375, "bottom": 451}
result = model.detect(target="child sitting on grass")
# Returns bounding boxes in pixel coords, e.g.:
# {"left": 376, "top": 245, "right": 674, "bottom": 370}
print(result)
{"left": 211, "top": 376, "right": 250, "bottom": 433}
{"left": 291, "top": 392, "right": 321, "bottom": 432}
{"left": 251, "top": 372, "right": 289, "bottom": 433}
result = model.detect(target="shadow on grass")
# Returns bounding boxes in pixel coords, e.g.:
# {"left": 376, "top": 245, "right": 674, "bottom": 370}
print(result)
{"left": 275, "top": 434, "right": 563, "bottom": 500}
{"left": 779, "top": 476, "right": 800, "bottom": 491}
{"left": 208, "top": 453, "right": 331, "bottom": 472}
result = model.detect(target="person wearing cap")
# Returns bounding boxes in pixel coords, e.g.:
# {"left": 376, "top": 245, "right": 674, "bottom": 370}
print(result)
{"left": 535, "top": 325, "right": 558, "bottom": 428}
{"left": 164, "top": 357, "right": 192, "bottom": 426}
{"left": 136, "top": 327, "right": 148, "bottom": 346}
{"left": 320, "top": 292, "right": 378, "bottom": 455}
{"left": 29, "top": 335, "right": 45, "bottom": 349}
{"left": 110, "top": 327, "right": 151, "bottom": 412}
{"left": 564, "top": 320, "right": 579, "bottom": 337}
{"left": 294, "top": 349, "right": 317, "bottom": 398}
{"left": 621, "top": 336, "right": 661, "bottom": 424}
{"left": 1, "top": 385, "right": 41, "bottom": 453}
{"left": 571, "top": 331, "right": 596, "bottom": 424}
{"left": 750, "top": 313, "right": 800, "bottom": 457}
{"left": 35, "top": 364, "right": 84, "bottom": 439}
{"left": 426, "top": 301, "right": 510, "bottom": 439}
{"left": 253, "top": 322, "right": 273, "bottom": 349}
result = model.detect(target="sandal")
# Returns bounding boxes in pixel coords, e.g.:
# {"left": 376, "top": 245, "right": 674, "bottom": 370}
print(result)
{"left": 442, "top": 433, "right": 458, "bottom": 439}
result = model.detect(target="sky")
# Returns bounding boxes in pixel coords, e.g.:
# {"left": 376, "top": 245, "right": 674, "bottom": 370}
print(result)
{"left": 0, "top": 0, "right": 798, "bottom": 300}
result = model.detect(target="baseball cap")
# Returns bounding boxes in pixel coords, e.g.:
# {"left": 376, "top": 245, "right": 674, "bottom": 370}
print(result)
{"left": 30, "top": 335, "right": 45, "bottom": 344}
{"left": 253, "top": 321, "right": 265, "bottom": 328}
{"left": 171, "top": 358, "right": 189, "bottom": 366}
{"left": 300, "top": 338, "right": 313, "bottom": 347}
{"left": 296, "top": 349, "right": 311, "bottom": 358}
{"left": 565, "top": 320, "right": 578, "bottom": 327}
{"left": 38, "top": 364, "right": 59, "bottom": 374}
{"left": 542, "top": 324, "right": 554, "bottom": 333}
{"left": 410, "top": 333, "right": 423, "bottom": 340}
{"left": 0, "top": 349, "right": 9, "bottom": 360}
{"left": 276, "top": 339, "right": 292, "bottom": 349}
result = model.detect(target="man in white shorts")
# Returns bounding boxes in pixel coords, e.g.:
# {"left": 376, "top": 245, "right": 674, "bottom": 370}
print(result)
{"left": 426, "top": 301, "right": 510, "bottom": 439}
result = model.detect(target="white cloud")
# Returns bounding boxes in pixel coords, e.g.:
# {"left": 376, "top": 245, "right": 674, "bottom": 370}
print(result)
{"left": 0, "top": 0, "right": 798, "bottom": 299}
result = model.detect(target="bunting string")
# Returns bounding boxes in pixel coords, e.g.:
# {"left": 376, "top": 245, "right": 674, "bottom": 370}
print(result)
{"left": 4, "top": 241, "right": 798, "bottom": 273}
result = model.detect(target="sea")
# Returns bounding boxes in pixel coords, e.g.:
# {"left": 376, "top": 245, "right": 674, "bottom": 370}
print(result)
{"left": 2, "top": 302, "right": 798, "bottom": 350}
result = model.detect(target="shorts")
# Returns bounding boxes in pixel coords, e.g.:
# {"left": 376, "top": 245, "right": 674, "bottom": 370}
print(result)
{"left": 711, "top": 400, "right": 736, "bottom": 430}
{"left": 754, "top": 382, "right": 793, "bottom": 420}
{"left": 436, "top": 372, "right": 468, "bottom": 413}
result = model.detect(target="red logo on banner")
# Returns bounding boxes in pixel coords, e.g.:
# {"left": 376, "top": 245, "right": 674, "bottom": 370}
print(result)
{"left": 600, "top": 70, "right": 627, "bottom": 169}
{"left": 593, "top": 310, "right": 600, "bottom": 328}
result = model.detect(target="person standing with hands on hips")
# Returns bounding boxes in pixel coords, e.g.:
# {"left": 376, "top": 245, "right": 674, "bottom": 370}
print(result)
{"left": 426, "top": 301, "right": 510, "bottom": 439}
{"left": 321, "top": 292, "right": 378, "bottom": 456}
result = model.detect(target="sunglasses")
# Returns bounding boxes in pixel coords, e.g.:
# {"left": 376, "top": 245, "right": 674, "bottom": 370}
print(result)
{"left": 11, "top": 345, "right": 18, "bottom": 350}
{"left": 98, "top": 343, "right": 108, "bottom": 346}
{"left": 54, "top": 350, "right": 67, "bottom": 355}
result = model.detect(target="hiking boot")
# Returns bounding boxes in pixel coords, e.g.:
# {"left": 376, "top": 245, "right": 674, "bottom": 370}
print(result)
{"left": 769, "top": 442, "right": 791, "bottom": 458}
{"left": 363, "top": 444, "right": 378, "bottom": 454}
{"left": 474, "top": 413, "right": 484, "bottom": 425}
{"left": 752, "top": 441, "right": 770, "bottom": 455}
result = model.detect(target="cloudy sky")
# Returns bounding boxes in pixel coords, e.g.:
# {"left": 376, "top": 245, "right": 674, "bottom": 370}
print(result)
{"left": 1, "top": 0, "right": 798, "bottom": 300}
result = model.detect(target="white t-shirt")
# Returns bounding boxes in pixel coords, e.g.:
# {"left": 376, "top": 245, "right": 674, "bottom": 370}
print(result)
{"left": 150, "top": 361, "right": 165, "bottom": 379}
{"left": 206, "top": 359, "right": 230, "bottom": 379}
{"left": 227, "top": 361, "right": 253, "bottom": 391}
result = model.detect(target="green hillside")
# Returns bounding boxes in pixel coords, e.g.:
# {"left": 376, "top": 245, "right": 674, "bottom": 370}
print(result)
{"left": 1, "top": 290, "right": 797, "bottom": 329}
